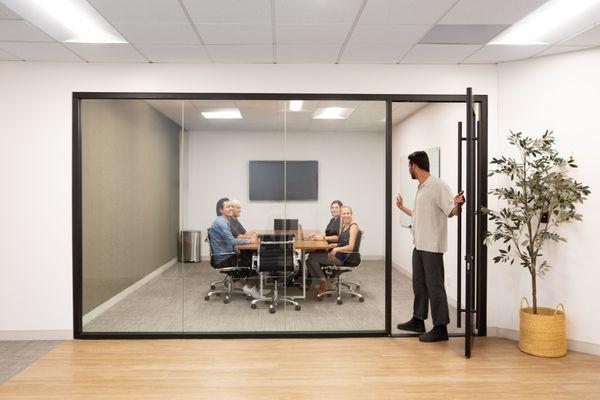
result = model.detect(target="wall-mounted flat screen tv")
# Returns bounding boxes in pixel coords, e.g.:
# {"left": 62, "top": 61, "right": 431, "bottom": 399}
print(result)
{"left": 249, "top": 161, "right": 318, "bottom": 201}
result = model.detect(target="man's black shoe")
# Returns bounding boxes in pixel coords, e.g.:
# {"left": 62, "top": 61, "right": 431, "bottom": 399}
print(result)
{"left": 419, "top": 325, "right": 449, "bottom": 342}
{"left": 396, "top": 317, "right": 425, "bottom": 333}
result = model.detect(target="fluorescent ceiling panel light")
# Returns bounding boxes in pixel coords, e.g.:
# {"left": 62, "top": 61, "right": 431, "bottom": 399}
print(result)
{"left": 2, "top": 0, "right": 126, "bottom": 43}
{"left": 313, "top": 107, "right": 354, "bottom": 120}
{"left": 489, "top": 0, "right": 600, "bottom": 45}
{"left": 201, "top": 109, "right": 242, "bottom": 119}
{"left": 289, "top": 100, "right": 304, "bottom": 112}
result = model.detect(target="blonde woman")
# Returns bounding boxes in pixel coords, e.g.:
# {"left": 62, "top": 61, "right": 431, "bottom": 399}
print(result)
{"left": 306, "top": 206, "right": 359, "bottom": 298}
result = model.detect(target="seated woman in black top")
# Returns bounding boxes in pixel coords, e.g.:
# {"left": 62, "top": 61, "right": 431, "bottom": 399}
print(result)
{"left": 309, "top": 200, "right": 343, "bottom": 243}
{"left": 307, "top": 205, "right": 359, "bottom": 298}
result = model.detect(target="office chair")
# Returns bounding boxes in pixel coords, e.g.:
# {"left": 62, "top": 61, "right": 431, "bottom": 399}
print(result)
{"left": 273, "top": 218, "right": 299, "bottom": 231}
{"left": 250, "top": 234, "right": 301, "bottom": 314}
{"left": 204, "top": 228, "right": 251, "bottom": 304}
{"left": 317, "top": 230, "right": 364, "bottom": 305}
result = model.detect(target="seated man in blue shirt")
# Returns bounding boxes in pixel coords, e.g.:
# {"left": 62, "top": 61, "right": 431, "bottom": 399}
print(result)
{"left": 209, "top": 200, "right": 265, "bottom": 299}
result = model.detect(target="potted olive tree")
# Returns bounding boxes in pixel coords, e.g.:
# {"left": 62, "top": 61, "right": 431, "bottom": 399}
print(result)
{"left": 484, "top": 130, "right": 589, "bottom": 357}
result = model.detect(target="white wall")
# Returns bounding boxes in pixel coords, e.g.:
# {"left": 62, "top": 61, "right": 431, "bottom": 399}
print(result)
{"left": 392, "top": 103, "right": 465, "bottom": 305}
{"left": 0, "top": 62, "right": 497, "bottom": 337}
{"left": 184, "top": 129, "right": 385, "bottom": 258}
{"left": 495, "top": 48, "right": 600, "bottom": 350}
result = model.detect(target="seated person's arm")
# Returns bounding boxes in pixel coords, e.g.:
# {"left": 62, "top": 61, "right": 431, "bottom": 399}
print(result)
{"left": 329, "top": 225, "right": 358, "bottom": 257}
{"left": 218, "top": 219, "right": 254, "bottom": 247}
{"left": 309, "top": 232, "right": 339, "bottom": 242}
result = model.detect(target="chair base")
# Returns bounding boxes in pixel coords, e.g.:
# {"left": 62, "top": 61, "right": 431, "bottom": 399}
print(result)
{"left": 316, "top": 278, "right": 364, "bottom": 305}
{"left": 250, "top": 280, "right": 301, "bottom": 313}
{"left": 204, "top": 276, "right": 250, "bottom": 304}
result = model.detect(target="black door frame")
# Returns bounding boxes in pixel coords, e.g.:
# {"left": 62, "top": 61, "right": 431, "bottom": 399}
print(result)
{"left": 72, "top": 92, "right": 488, "bottom": 340}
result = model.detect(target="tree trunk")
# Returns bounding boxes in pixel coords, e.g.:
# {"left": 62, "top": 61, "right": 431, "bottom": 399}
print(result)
{"left": 531, "top": 270, "right": 538, "bottom": 314}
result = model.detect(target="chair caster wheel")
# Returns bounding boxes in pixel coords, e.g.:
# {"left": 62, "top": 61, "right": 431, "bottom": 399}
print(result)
{"left": 223, "top": 297, "right": 230, "bottom": 304}
{"left": 210, "top": 285, "right": 216, "bottom": 290}
{"left": 204, "top": 296, "right": 210, "bottom": 301}
{"left": 355, "top": 285, "right": 360, "bottom": 291}
{"left": 337, "top": 299, "right": 343, "bottom": 305}
{"left": 251, "top": 303, "right": 257, "bottom": 309}
{"left": 295, "top": 305, "right": 301, "bottom": 311}
{"left": 317, "top": 296, "right": 323, "bottom": 301}
{"left": 269, "top": 307, "right": 276, "bottom": 314}
{"left": 358, "top": 297, "right": 365, "bottom": 302}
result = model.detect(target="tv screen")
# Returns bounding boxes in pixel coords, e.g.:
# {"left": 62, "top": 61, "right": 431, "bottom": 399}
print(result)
{"left": 249, "top": 161, "right": 318, "bottom": 201}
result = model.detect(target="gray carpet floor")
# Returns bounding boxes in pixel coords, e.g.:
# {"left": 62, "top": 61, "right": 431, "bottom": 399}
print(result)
{"left": 84, "top": 261, "right": 463, "bottom": 335}
{"left": 0, "top": 341, "right": 59, "bottom": 384}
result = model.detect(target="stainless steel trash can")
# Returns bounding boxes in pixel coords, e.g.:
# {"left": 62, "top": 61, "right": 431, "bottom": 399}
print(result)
{"left": 178, "top": 231, "right": 201, "bottom": 263}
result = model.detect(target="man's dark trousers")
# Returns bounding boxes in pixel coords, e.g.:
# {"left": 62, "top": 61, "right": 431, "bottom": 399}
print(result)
{"left": 412, "top": 248, "right": 450, "bottom": 326}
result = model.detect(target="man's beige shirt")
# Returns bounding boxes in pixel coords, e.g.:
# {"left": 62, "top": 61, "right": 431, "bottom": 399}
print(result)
{"left": 411, "top": 175, "right": 455, "bottom": 253}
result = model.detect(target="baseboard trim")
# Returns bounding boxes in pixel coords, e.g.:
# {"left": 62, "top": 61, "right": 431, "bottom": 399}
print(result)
{"left": 487, "top": 326, "right": 600, "bottom": 356}
{"left": 0, "top": 330, "right": 72, "bottom": 340}
{"left": 82, "top": 257, "right": 178, "bottom": 326}
{"left": 392, "top": 262, "right": 458, "bottom": 309}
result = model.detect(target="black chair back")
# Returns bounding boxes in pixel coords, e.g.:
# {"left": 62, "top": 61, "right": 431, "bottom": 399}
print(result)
{"left": 206, "top": 227, "right": 237, "bottom": 269}
{"left": 257, "top": 234, "right": 295, "bottom": 274}
{"left": 273, "top": 218, "right": 298, "bottom": 231}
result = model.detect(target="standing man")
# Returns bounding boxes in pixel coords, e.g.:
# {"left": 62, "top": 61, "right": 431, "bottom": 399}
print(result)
{"left": 396, "top": 151, "right": 464, "bottom": 342}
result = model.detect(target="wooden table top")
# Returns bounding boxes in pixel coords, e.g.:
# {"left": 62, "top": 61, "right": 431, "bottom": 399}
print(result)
{"left": 235, "top": 229, "right": 330, "bottom": 251}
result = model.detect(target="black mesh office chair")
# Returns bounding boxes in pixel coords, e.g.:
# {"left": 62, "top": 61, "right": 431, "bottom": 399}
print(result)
{"left": 273, "top": 218, "right": 298, "bottom": 231}
{"left": 250, "top": 234, "right": 301, "bottom": 314}
{"left": 204, "top": 228, "right": 251, "bottom": 304}
{"left": 317, "top": 230, "right": 364, "bottom": 305}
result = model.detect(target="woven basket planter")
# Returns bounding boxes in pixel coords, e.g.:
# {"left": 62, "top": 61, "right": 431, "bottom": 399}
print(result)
{"left": 519, "top": 297, "right": 567, "bottom": 358}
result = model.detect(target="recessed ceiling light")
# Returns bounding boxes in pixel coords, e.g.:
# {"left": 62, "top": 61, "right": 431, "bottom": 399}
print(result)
{"left": 489, "top": 0, "right": 600, "bottom": 45}
{"left": 2, "top": 0, "right": 127, "bottom": 43}
{"left": 313, "top": 107, "right": 354, "bottom": 120}
{"left": 289, "top": 100, "right": 304, "bottom": 112}
{"left": 201, "top": 109, "right": 242, "bottom": 119}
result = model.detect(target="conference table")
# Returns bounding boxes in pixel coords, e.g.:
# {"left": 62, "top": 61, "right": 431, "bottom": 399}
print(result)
{"left": 236, "top": 229, "right": 330, "bottom": 299}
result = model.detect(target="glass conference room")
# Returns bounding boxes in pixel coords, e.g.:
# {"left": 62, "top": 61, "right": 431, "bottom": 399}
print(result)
{"left": 76, "top": 97, "right": 388, "bottom": 336}
{"left": 74, "top": 93, "right": 487, "bottom": 341}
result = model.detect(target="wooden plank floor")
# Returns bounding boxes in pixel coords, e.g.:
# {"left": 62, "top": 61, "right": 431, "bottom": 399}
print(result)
{"left": 1, "top": 337, "right": 599, "bottom": 399}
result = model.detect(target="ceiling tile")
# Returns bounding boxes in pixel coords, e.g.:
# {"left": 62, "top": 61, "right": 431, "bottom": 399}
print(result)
{"left": 536, "top": 45, "right": 596, "bottom": 57}
{"left": 340, "top": 43, "right": 412, "bottom": 63}
{"left": 276, "top": 44, "right": 340, "bottom": 63}
{"left": 135, "top": 44, "right": 210, "bottom": 62}
{"left": 276, "top": 24, "right": 350, "bottom": 44}
{"left": 464, "top": 44, "right": 548, "bottom": 63}
{"left": 206, "top": 44, "right": 273, "bottom": 63}
{"left": 195, "top": 23, "right": 272, "bottom": 45}
{"left": 420, "top": 24, "right": 508, "bottom": 44}
{"left": 562, "top": 24, "right": 600, "bottom": 46}
{"left": 0, "top": 48, "right": 19, "bottom": 60}
{"left": 360, "top": 0, "right": 457, "bottom": 25}
{"left": 276, "top": 0, "right": 364, "bottom": 24}
{"left": 0, "top": 20, "right": 54, "bottom": 42}
{"left": 349, "top": 25, "right": 431, "bottom": 45}
{"left": 182, "top": 0, "right": 271, "bottom": 23}
{"left": 439, "top": 0, "right": 548, "bottom": 25}
{"left": 0, "top": 3, "right": 20, "bottom": 20}
{"left": 0, "top": 42, "right": 82, "bottom": 61}
{"left": 401, "top": 44, "right": 481, "bottom": 64}
{"left": 65, "top": 43, "right": 146, "bottom": 62}
{"left": 114, "top": 23, "right": 199, "bottom": 44}
{"left": 88, "top": 0, "right": 189, "bottom": 23}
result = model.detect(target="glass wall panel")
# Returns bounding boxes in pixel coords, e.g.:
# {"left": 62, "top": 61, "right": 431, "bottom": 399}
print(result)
{"left": 282, "top": 100, "right": 387, "bottom": 331}
{"left": 181, "top": 100, "right": 287, "bottom": 332}
{"left": 81, "top": 99, "right": 184, "bottom": 332}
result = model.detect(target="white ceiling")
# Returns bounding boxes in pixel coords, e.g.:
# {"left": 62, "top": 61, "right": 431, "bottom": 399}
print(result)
{"left": 146, "top": 99, "right": 427, "bottom": 132}
{"left": 0, "top": 0, "right": 599, "bottom": 64}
